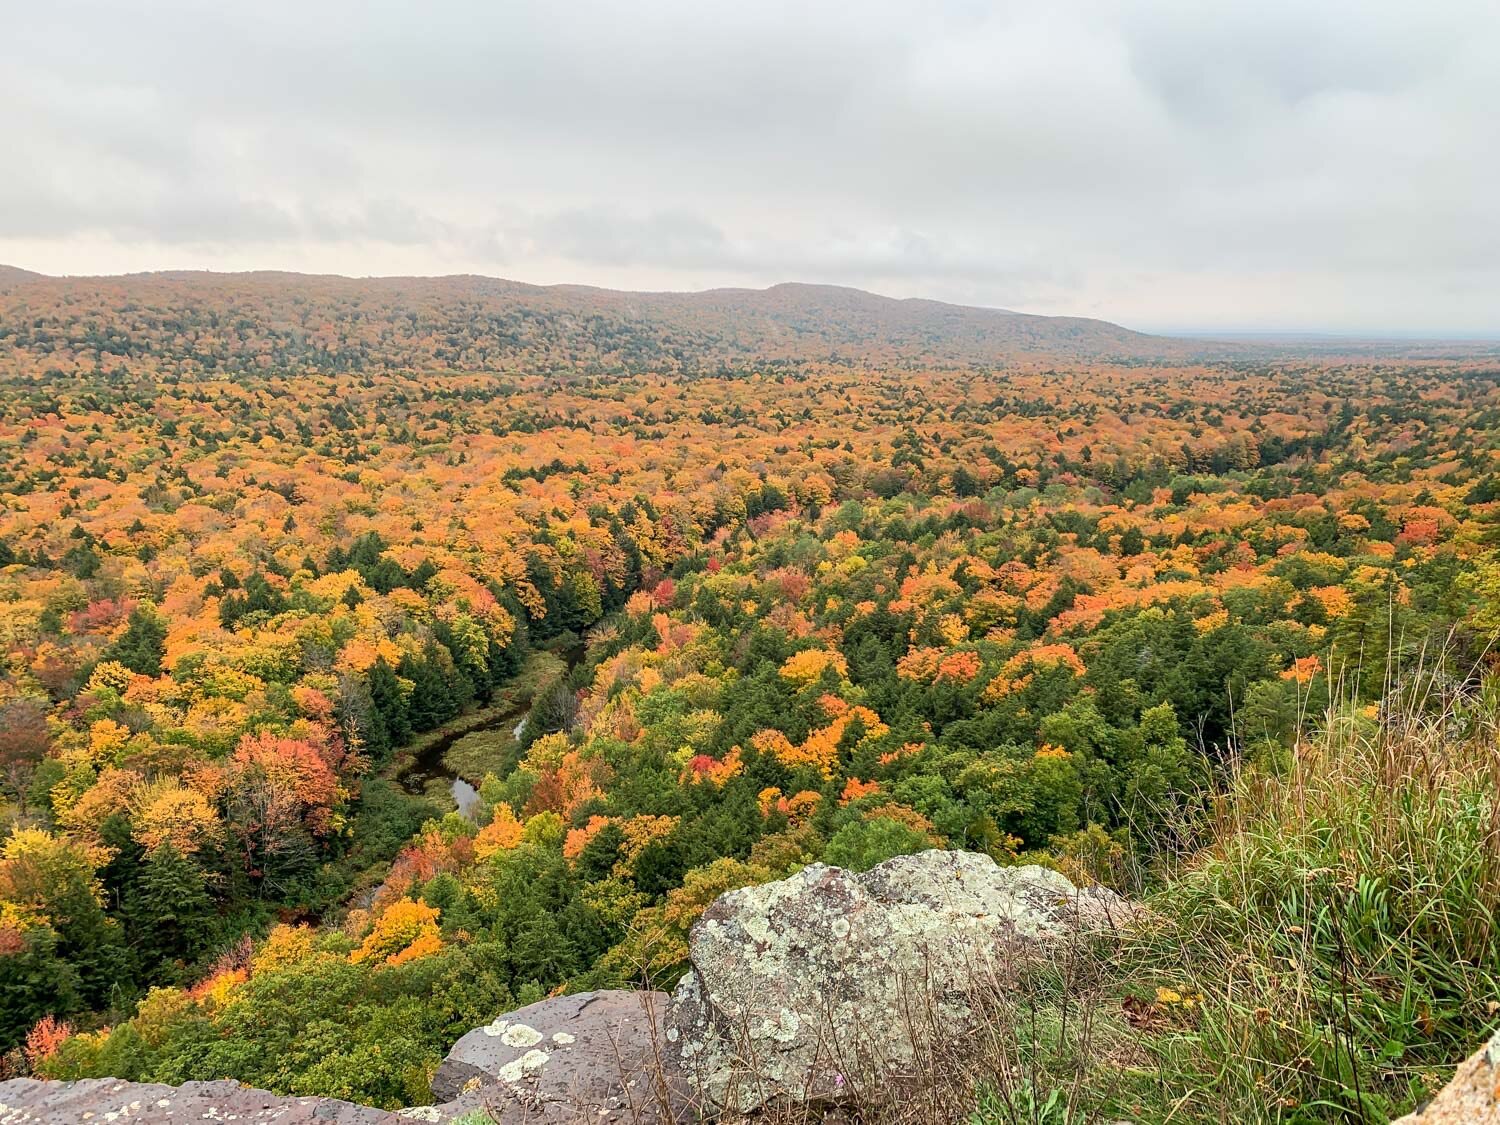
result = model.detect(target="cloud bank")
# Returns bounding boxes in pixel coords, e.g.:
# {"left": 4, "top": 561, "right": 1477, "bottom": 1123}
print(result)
{"left": 3, "top": 0, "right": 1497, "bottom": 332}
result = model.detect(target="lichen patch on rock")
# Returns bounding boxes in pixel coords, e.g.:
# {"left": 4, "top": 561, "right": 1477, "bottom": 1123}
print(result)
{"left": 665, "top": 849, "right": 1135, "bottom": 1115}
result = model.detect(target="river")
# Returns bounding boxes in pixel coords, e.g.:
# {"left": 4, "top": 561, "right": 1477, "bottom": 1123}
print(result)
{"left": 394, "top": 640, "right": 584, "bottom": 818}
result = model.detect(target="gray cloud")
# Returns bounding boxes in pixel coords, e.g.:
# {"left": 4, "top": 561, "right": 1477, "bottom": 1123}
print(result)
{"left": 2, "top": 0, "right": 1496, "bottom": 332}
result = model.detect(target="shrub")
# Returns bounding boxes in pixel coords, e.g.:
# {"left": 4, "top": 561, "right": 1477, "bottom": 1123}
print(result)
{"left": 824, "top": 816, "right": 932, "bottom": 873}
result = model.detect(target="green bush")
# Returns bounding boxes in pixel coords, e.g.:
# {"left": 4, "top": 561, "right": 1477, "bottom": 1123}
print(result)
{"left": 823, "top": 816, "right": 932, "bottom": 872}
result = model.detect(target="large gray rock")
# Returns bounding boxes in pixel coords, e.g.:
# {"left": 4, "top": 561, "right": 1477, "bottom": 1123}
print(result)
{"left": 431, "top": 989, "right": 682, "bottom": 1122}
{"left": 1393, "top": 1027, "right": 1500, "bottom": 1124}
{"left": 0, "top": 1077, "right": 404, "bottom": 1123}
{"left": 664, "top": 849, "right": 1135, "bottom": 1115}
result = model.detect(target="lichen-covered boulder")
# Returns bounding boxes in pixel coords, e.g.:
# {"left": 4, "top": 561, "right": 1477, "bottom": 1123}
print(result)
{"left": 1394, "top": 1027, "right": 1500, "bottom": 1124}
{"left": 665, "top": 849, "right": 1135, "bottom": 1115}
{"left": 0, "top": 1077, "right": 404, "bottom": 1123}
{"left": 431, "top": 989, "right": 682, "bottom": 1122}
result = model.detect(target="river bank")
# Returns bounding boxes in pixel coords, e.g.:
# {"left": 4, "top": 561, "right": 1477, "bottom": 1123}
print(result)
{"left": 388, "top": 645, "right": 573, "bottom": 815}
{"left": 327, "top": 644, "right": 579, "bottom": 917}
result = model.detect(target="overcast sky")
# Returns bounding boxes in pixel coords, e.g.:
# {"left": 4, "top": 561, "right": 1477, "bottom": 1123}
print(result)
{"left": 3, "top": 0, "right": 1497, "bottom": 333}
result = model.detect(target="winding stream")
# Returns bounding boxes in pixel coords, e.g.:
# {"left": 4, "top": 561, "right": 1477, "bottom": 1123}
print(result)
{"left": 395, "top": 703, "right": 528, "bottom": 817}
{"left": 395, "top": 642, "right": 584, "bottom": 817}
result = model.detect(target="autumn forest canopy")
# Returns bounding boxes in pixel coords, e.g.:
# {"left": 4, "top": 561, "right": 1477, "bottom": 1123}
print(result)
{"left": 2, "top": 269, "right": 1500, "bottom": 1112}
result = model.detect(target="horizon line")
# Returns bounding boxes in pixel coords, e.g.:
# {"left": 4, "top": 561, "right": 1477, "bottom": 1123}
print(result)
{"left": 5, "top": 261, "right": 1500, "bottom": 343}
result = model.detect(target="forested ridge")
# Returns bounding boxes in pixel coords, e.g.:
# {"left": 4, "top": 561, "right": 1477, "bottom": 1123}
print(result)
{"left": 2, "top": 273, "right": 1500, "bottom": 1116}
{"left": 0, "top": 269, "right": 1174, "bottom": 373}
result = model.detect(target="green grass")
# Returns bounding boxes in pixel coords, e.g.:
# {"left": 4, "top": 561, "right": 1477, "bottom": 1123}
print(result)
{"left": 506, "top": 648, "right": 569, "bottom": 698}
{"left": 387, "top": 650, "right": 568, "bottom": 777}
{"left": 441, "top": 728, "right": 516, "bottom": 786}
{"left": 967, "top": 682, "right": 1500, "bottom": 1125}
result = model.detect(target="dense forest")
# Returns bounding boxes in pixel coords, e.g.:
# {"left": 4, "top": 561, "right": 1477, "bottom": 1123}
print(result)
{"left": 2, "top": 273, "right": 1499, "bottom": 1115}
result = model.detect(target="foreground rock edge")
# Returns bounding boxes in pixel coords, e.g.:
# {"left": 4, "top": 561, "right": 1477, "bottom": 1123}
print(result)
{"left": 0, "top": 1077, "right": 407, "bottom": 1123}
{"left": 1394, "top": 1027, "right": 1500, "bottom": 1124}
{"left": 430, "top": 988, "right": 681, "bottom": 1122}
{"left": 1, "top": 850, "right": 1133, "bottom": 1123}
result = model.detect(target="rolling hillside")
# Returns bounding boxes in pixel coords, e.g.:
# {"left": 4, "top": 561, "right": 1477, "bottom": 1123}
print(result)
{"left": 0, "top": 268, "right": 1189, "bottom": 376}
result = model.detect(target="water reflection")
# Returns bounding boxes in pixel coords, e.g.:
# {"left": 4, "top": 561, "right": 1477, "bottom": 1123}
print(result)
{"left": 451, "top": 777, "right": 481, "bottom": 818}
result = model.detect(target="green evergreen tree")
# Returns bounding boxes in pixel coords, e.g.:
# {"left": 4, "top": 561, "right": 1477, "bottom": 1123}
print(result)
{"left": 368, "top": 658, "right": 412, "bottom": 746}
{"left": 125, "top": 845, "right": 214, "bottom": 981}
{"left": 0, "top": 925, "right": 82, "bottom": 1050}
{"left": 105, "top": 603, "right": 167, "bottom": 676}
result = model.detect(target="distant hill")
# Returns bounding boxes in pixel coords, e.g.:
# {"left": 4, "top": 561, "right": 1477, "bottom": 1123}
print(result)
{"left": 538, "top": 278, "right": 1170, "bottom": 360}
{"left": 0, "top": 268, "right": 1203, "bottom": 376}
{"left": 0, "top": 263, "right": 43, "bottom": 288}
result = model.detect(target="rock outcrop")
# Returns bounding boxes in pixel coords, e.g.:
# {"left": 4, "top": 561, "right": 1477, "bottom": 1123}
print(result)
{"left": 665, "top": 849, "right": 1134, "bottom": 1115}
{"left": 0, "top": 1077, "right": 406, "bottom": 1123}
{"left": 1, "top": 850, "right": 1129, "bottom": 1123}
{"left": 1394, "top": 1028, "right": 1500, "bottom": 1124}
{"left": 430, "top": 989, "right": 682, "bottom": 1121}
